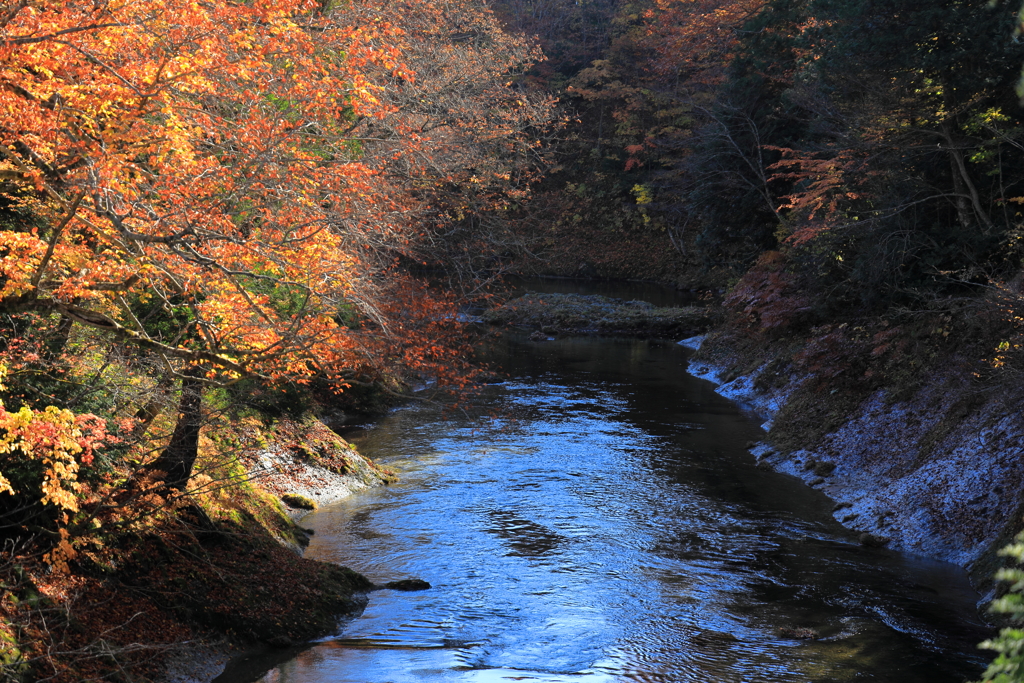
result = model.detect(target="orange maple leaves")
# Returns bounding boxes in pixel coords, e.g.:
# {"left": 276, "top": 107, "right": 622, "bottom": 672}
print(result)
{"left": 0, "top": 0, "right": 538, "bottom": 388}
{"left": 641, "top": 0, "right": 767, "bottom": 90}
{"left": 1, "top": 0, "right": 383, "bottom": 373}
{"left": 0, "top": 0, "right": 553, "bottom": 571}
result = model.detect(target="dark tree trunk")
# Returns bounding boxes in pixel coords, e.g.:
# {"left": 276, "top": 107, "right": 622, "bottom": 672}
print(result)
{"left": 132, "top": 371, "right": 175, "bottom": 440}
{"left": 44, "top": 314, "right": 74, "bottom": 361}
{"left": 152, "top": 368, "right": 204, "bottom": 490}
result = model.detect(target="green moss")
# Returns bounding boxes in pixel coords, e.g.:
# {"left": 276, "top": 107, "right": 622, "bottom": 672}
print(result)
{"left": 191, "top": 446, "right": 305, "bottom": 548}
{"left": 0, "top": 629, "right": 27, "bottom": 683}
{"left": 281, "top": 493, "right": 317, "bottom": 510}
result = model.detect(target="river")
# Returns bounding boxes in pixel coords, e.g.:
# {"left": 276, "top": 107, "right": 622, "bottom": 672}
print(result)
{"left": 215, "top": 286, "right": 992, "bottom": 683}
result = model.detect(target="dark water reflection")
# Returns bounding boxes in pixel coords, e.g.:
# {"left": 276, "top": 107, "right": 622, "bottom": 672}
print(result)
{"left": 224, "top": 333, "right": 990, "bottom": 683}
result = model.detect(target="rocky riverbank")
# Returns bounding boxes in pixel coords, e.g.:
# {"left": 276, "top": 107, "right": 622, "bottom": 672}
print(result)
{"left": 238, "top": 417, "right": 396, "bottom": 535}
{"left": 150, "top": 417, "right": 397, "bottom": 682}
{"left": 0, "top": 413, "right": 395, "bottom": 683}
{"left": 482, "top": 291, "right": 717, "bottom": 338}
{"left": 478, "top": 286, "right": 1023, "bottom": 602}
{"left": 156, "top": 417, "right": 423, "bottom": 683}
{"left": 681, "top": 332, "right": 1024, "bottom": 599}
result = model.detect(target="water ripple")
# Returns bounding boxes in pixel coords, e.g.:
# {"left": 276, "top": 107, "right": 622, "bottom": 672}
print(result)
{"left": 225, "top": 334, "right": 989, "bottom": 683}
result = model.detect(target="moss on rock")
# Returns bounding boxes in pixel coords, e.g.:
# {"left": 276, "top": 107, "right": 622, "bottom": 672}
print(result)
{"left": 281, "top": 493, "right": 317, "bottom": 510}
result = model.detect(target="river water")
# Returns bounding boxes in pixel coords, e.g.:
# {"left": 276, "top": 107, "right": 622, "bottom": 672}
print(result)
{"left": 216, "top": 297, "right": 992, "bottom": 683}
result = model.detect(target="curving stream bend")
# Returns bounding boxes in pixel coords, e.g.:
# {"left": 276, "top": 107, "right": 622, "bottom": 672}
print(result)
{"left": 216, "top": 321, "right": 991, "bottom": 683}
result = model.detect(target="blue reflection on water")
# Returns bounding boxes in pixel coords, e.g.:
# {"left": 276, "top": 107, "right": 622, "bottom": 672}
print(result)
{"left": 227, "top": 334, "right": 989, "bottom": 683}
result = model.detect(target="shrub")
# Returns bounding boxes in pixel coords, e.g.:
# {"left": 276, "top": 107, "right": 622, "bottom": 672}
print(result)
{"left": 0, "top": 364, "right": 109, "bottom": 571}
{"left": 977, "top": 531, "right": 1024, "bottom": 682}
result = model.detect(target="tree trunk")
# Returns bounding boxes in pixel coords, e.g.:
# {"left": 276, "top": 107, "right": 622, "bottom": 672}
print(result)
{"left": 152, "top": 368, "right": 204, "bottom": 490}
{"left": 941, "top": 120, "right": 993, "bottom": 233}
{"left": 132, "top": 371, "right": 175, "bottom": 440}
{"left": 43, "top": 314, "right": 74, "bottom": 362}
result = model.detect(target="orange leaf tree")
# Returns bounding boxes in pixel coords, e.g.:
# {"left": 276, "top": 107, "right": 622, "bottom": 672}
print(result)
{"left": 0, "top": 0, "right": 549, "bottom": 491}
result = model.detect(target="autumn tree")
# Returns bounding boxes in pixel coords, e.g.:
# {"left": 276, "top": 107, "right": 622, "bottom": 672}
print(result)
{"left": 341, "top": 0, "right": 557, "bottom": 289}
{"left": 0, "top": 0, "right": 550, "bottom": 499}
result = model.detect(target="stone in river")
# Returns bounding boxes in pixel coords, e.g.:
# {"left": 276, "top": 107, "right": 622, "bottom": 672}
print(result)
{"left": 383, "top": 579, "right": 431, "bottom": 591}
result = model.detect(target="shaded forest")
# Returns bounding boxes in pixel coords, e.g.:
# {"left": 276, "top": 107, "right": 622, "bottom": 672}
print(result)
{"left": 498, "top": 0, "right": 1024, "bottom": 304}
{"left": 493, "top": 0, "right": 1024, "bottom": 487}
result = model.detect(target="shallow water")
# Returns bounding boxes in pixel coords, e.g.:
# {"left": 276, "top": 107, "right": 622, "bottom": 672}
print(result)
{"left": 219, "top": 332, "right": 991, "bottom": 683}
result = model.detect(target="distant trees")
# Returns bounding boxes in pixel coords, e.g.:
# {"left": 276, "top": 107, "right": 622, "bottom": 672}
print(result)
{"left": 351, "top": 0, "right": 557, "bottom": 286}
{"left": 714, "top": 0, "right": 1024, "bottom": 302}
{"left": 756, "top": 0, "right": 1024, "bottom": 308}
{"left": 488, "top": 0, "right": 782, "bottom": 279}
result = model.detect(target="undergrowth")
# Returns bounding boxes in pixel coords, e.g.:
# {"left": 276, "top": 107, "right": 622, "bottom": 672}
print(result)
{"left": 697, "top": 250, "right": 1016, "bottom": 455}
{"left": 0, "top": 412, "right": 383, "bottom": 683}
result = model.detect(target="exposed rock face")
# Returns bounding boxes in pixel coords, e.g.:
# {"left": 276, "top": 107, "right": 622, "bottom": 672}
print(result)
{"left": 243, "top": 418, "right": 393, "bottom": 538}
{"left": 680, "top": 334, "right": 1024, "bottom": 596}
{"left": 248, "top": 437, "right": 392, "bottom": 524}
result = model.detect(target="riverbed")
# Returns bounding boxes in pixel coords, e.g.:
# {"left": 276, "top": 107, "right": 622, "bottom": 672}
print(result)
{"left": 214, "top": 322, "right": 991, "bottom": 683}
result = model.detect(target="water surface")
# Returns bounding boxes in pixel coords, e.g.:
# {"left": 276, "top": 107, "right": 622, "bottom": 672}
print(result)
{"left": 222, "top": 332, "right": 990, "bottom": 683}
